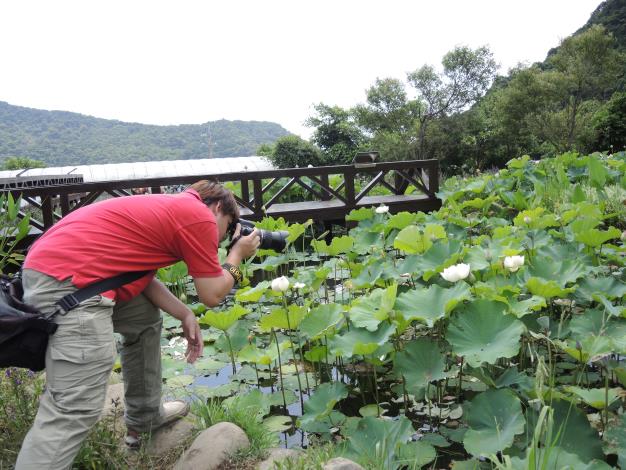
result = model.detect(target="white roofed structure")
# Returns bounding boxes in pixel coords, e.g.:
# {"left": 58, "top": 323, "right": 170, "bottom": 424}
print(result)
{"left": 0, "top": 156, "right": 274, "bottom": 183}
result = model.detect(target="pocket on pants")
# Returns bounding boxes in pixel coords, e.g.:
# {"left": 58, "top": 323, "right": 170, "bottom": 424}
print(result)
{"left": 47, "top": 340, "right": 116, "bottom": 412}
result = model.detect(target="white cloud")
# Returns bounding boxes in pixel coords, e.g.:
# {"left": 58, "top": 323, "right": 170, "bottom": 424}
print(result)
{"left": 0, "top": 0, "right": 601, "bottom": 140}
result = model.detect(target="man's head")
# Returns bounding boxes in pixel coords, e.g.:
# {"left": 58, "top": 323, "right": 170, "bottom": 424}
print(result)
{"left": 188, "top": 180, "right": 239, "bottom": 241}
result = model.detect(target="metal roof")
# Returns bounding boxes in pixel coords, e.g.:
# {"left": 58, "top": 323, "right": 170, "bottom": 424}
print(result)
{"left": 0, "top": 156, "right": 274, "bottom": 183}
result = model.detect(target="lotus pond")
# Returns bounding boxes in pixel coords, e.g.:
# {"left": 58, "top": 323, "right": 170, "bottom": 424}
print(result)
{"left": 150, "top": 152, "right": 626, "bottom": 469}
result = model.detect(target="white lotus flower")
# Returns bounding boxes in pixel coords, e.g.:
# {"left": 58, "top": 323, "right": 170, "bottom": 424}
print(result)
{"left": 271, "top": 276, "right": 290, "bottom": 292}
{"left": 503, "top": 255, "right": 525, "bottom": 272}
{"left": 375, "top": 205, "right": 389, "bottom": 214}
{"left": 441, "top": 263, "right": 471, "bottom": 282}
{"left": 293, "top": 282, "right": 305, "bottom": 289}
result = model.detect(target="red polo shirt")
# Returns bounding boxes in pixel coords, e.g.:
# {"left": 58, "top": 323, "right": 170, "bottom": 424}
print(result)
{"left": 24, "top": 189, "right": 223, "bottom": 301}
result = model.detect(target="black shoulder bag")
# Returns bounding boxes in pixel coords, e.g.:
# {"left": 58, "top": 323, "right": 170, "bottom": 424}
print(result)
{"left": 0, "top": 271, "right": 149, "bottom": 371}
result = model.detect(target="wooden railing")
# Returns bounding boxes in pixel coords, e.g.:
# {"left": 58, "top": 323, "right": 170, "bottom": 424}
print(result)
{"left": 3, "top": 159, "right": 441, "bottom": 236}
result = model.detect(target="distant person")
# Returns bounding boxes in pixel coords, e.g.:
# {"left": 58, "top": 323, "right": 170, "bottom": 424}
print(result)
{"left": 15, "top": 180, "right": 259, "bottom": 469}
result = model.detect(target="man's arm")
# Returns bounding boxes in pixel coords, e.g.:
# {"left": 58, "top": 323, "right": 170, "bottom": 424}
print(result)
{"left": 193, "top": 229, "right": 259, "bottom": 307}
{"left": 143, "top": 277, "right": 203, "bottom": 363}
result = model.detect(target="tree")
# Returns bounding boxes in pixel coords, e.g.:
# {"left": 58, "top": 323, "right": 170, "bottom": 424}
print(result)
{"left": 594, "top": 91, "right": 626, "bottom": 152}
{"left": 305, "top": 103, "right": 365, "bottom": 164}
{"left": 265, "top": 135, "right": 325, "bottom": 169}
{"left": 1, "top": 156, "right": 46, "bottom": 170}
{"left": 407, "top": 46, "right": 497, "bottom": 158}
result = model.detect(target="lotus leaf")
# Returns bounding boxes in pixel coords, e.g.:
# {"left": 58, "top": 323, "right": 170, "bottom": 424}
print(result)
{"left": 349, "top": 284, "right": 397, "bottom": 331}
{"left": 393, "top": 338, "right": 446, "bottom": 391}
{"left": 395, "top": 282, "right": 471, "bottom": 328}
{"left": 298, "top": 382, "right": 348, "bottom": 427}
{"left": 311, "top": 235, "right": 355, "bottom": 256}
{"left": 328, "top": 323, "right": 395, "bottom": 358}
{"left": 565, "top": 386, "right": 623, "bottom": 409}
{"left": 385, "top": 211, "right": 419, "bottom": 233}
{"left": 556, "top": 336, "right": 614, "bottom": 363}
{"left": 258, "top": 304, "right": 307, "bottom": 332}
{"left": 263, "top": 415, "right": 293, "bottom": 432}
{"left": 508, "top": 447, "right": 612, "bottom": 470}
{"left": 346, "top": 207, "right": 374, "bottom": 221}
{"left": 576, "top": 276, "right": 626, "bottom": 303}
{"left": 395, "top": 440, "right": 437, "bottom": 468}
{"left": 463, "top": 389, "right": 525, "bottom": 456}
{"left": 581, "top": 227, "right": 623, "bottom": 248}
{"left": 299, "top": 303, "right": 344, "bottom": 340}
{"left": 237, "top": 343, "right": 278, "bottom": 366}
{"left": 526, "top": 277, "right": 575, "bottom": 299}
{"left": 448, "top": 300, "right": 525, "bottom": 367}
{"left": 235, "top": 281, "right": 270, "bottom": 302}
{"left": 418, "top": 240, "right": 463, "bottom": 281}
{"left": 166, "top": 374, "right": 194, "bottom": 388}
{"left": 199, "top": 304, "right": 249, "bottom": 331}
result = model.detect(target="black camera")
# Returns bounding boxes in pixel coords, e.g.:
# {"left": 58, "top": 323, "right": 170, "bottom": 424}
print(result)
{"left": 229, "top": 219, "right": 289, "bottom": 252}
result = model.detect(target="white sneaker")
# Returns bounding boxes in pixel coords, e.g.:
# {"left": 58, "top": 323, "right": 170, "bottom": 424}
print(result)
{"left": 125, "top": 400, "right": 190, "bottom": 448}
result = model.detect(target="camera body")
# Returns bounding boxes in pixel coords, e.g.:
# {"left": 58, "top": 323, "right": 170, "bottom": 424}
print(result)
{"left": 229, "top": 219, "right": 289, "bottom": 252}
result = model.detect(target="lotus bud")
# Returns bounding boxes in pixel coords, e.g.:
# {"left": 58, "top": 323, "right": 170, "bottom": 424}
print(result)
{"left": 375, "top": 204, "right": 389, "bottom": 214}
{"left": 441, "top": 263, "right": 471, "bottom": 282}
{"left": 503, "top": 255, "right": 525, "bottom": 272}
{"left": 621, "top": 231, "right": 626, "bottom": 242}
{"left": 293, "top": 282, "right": 305, "bottom": 289}
{"left": 271, "top": 276, "right": 290, "bottom": 292}
{"left": 523, "top": 216, "right": 531, "bottom": 224}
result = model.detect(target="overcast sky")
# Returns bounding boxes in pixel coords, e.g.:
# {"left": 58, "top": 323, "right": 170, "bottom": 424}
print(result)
{"left": 0, "top": 0, "right": 601, "bottom": 139}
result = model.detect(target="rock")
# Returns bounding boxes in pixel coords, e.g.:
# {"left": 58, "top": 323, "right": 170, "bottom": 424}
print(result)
{"left": 144, "top": 417, "right": 196, "bottom": 456}
{"left": 323, "top": 457, "right": 365, "bottom": 470}
{"left": 174, "top": 422, "right": 250, "bottom": 470}
{"left": 257, "top": 447, "right": 301, "bottom": 470}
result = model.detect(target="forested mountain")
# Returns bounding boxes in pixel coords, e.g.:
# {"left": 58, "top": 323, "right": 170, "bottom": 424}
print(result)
{"left": 0, "top": 101, "right": 290, "bottom": 166}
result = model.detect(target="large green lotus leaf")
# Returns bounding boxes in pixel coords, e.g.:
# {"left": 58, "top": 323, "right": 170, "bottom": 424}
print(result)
{"left": 258, "top": 304, "right": 307, "bottom": 332}
{"left": 192, "top": 357, "right": 227, "bottom": 374}
{"left": 298, "top": 382, "right": 348, "bottom": 427}
{"left": 565, "top": 386, "right": 623, "bottom": 409}
{"left": 349, "top": 284, "right": 397, "bottom": 331}
{"left": 328, "top": 323, "right": 395, "bottom": 358}
{"left": 352, "top": 261, "right": 385, "bottom": 288}
{"left": 555, "top": 336, "right": 614, "bottom": 363}
{"left": 460, "top": 195, "right": 497, "bottom": 211}
{"left": 393, "top": 338, "right": 446, "bottom": 391}
{"left": 604, "top": 414, "right": 626, "bottom": 468}
{"left": 575, "top": 276, "right": 626, "bottom": 303}
{"left": 161, "top": 355, "right": 188, "bottom": 379}
{"left": 165, "top": 374, "right": 194, "bottom": 388}
{"left": 250, "top": 254, "right": 290, "bottom": 272}
{"left": 311, "top": 235, "right": 355, "bottom": 256}
{"left": 394, "top": 441, "right": 437, "bottom": 468}
{"left": 223, "top": 388, "right": 297, "bottom": 418}
{"left": 237, "top": 343, "right": 278, "bottom": 365}
{"left": 342, "top": 416, "right": 414, "bottom": 468}
{"left": 395, "top": 283, "right": 471, "bottom": 328}
{"left": 192, "top": 382, "right": 245, "bottom": 399}
{"left": 346, "top": 207, "right": 374, "bottom": 221}
{"left": 199, "top": 304, "right": 249, "bottom": 331}
{"left": 263, "top": 415, "right": 293, "bottom": 433}
{"left": 529, "top": 400, "right": 604, "bottom": 462}
{"left": 499, "top": 190, "right": 528, "bottom": 211}
{"left": 593, "top": 294, "right": 626, "bottom": 318}
{"left": 299, "top": 303, "right": 344, "bottom": 340}
{"left": 448, "top": 300, "right": 525, "bottom": 367}
{"left": 235, "top": 281, "right": 270, "bottom": 303}
{"left": 506, "top": 295, "right": 547, "bottom": 318}
{"left": 575, "top": 227, "right": 621, "bottom": 248}
{"left": 385, "top": 211, "right": 420, "bottom": 234}
{"left": 526, "top": 257, "right": 590, "bottom": 287}
{"left": 285, "top": 221, "right": 308, "bottom": 243}
{"left": 463, "top": 246, "right": 492, "bottom": 271}
{"left": 526, "top": 277, "right": 575, "bottom": 299}
{"left": 513, "top": 207, "right": 558, "bottom": 229}
{"left": 393, "top": 224, "right": 446, "bottom": 254}
{"left": 463, "top": 389, "right": 525, "bottom": 457}
{"left": 418, "top": 240, "right": 463, "bottom": 281}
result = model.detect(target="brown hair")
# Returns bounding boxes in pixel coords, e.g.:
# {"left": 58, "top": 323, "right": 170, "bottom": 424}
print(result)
{"left": 188, "top": 180, "right": 239, "bottom": 219}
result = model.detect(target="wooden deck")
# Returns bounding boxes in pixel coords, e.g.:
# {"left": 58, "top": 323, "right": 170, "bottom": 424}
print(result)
{"left": 2, "top": 159, "right": 441, "bottom": 238}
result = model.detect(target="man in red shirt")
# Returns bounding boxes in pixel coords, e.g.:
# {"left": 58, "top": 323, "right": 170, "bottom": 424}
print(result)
{"left": 15, "top": 180, "right": 259, "bottom": 469}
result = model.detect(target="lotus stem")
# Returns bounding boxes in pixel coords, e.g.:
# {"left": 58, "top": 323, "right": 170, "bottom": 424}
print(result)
{"left": 282, "top": 298, "right": 305, "bottom": 412}
{"left": 224, "top": 332, "right": 236, "bottom": 375}
{"left": 272, "top": 328, "right": 288, "bottom": 411}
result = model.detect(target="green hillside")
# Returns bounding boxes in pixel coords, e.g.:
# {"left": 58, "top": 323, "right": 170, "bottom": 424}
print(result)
{"left": 0, "top": 101, "right": 291, "bottom": 166}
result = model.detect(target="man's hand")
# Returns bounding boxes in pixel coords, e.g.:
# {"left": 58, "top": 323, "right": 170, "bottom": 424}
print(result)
{"left": 230, "top": 224, "right": 260, "bottom": 261}
{"left": 181, "top": 310, "right": 203, "bottom": 363}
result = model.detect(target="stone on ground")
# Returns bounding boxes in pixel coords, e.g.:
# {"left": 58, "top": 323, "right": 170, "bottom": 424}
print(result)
{"left": 144, "top": 417, "right": 196, "bottom": 456}
{"left": 174, "top": 422, "right": 250, "bottom": 470}
{"left": 323, "top": 457, "right": 365, "bottom": 470}
{"left": 257, "top": 447, "right": 301, "bottom": 470}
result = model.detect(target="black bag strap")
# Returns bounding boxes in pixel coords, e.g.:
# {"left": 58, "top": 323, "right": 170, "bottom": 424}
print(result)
{"left": 54, "top": 270, "right": 151, "bottom": 316}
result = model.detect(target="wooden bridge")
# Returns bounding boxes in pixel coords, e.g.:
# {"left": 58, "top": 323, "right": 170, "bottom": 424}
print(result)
{"left": 2, "top": 159, "right": 441, "bottom": 238}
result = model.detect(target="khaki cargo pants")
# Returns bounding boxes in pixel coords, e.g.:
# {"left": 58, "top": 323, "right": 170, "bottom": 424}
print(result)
{"left": 15, "top": 269, "right": 164, "bottom": 470}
